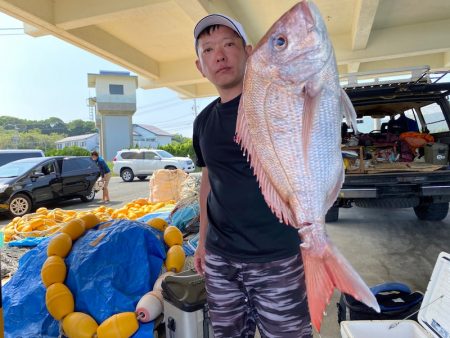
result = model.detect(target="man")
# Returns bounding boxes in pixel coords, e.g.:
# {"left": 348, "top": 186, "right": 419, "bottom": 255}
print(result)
{"left": 90, "top": 151, "right": 111, "bottom": 203}
{"left": 192, "top": 14, "right": 312, "bottom": 338}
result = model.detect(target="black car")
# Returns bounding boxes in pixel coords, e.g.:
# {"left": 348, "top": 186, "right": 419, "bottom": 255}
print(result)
{"left": 0, "top": 156, "right": 100, "bottom": 217}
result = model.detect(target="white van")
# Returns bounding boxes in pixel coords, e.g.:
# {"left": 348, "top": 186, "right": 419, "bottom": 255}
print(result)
{"left": 0, "top": 149, "right": 45, "bottom": 167}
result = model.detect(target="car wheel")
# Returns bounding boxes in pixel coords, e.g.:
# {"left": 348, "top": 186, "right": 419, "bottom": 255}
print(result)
{"left": 9, "top": 193, "right": 32, "bottom": 217}
{"left": 414, "top": 202, "right": 449, "bottom": 221}
{"left": 137, "top": 175, "right": 147, "bottom": 181}
{"left": 121, "top": 168, "right": 135, "bottom": 182}
{"left": 81, "top": 187, "right": 96, "bottom": 202}
{"left": 164, "top": 166, "right": 177, "bottom": 170}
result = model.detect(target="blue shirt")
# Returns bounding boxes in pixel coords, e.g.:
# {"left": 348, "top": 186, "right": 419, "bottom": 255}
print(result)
{"left": 96, "top": 156, "right": 110, "bottom": 177}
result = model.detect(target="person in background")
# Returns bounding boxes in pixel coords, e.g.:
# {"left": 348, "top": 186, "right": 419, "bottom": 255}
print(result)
{"left": 91, "top": 151, "right": 111, "bottom": 203}
{"left": 192, "top": 13, "right": 312, "bottom": 338}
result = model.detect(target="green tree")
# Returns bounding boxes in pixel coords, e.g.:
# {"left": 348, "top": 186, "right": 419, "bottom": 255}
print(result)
{"left": 171, "top": 133, "right": 190, "bottom": 144}
{"left": 46, "top": 146, "right": 91, "bottom": 156}
{"left": 158, "top": 139, "right": 195, "bottom": 159}
{"left": 0, "top": 127, "right": 63, "bottom": 152}
{"left": 67, "top": 119, "right": 96, "bottom": 136}
{"left": 41, "top": 117, "right": 68, "bottom": 135}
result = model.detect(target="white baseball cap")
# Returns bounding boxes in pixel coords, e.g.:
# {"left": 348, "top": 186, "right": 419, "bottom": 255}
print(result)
{"left": 194, "top": 14, "right": 249, "bottom": 52}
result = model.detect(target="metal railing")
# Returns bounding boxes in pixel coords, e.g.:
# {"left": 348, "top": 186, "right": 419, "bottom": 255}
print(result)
{"left": 340, "top": 65, "right": 450, "bottom": 88}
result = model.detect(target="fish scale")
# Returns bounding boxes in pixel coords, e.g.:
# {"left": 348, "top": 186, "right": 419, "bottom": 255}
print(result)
{"left": 236, "top": 0, "right": 380, "bottom": 332}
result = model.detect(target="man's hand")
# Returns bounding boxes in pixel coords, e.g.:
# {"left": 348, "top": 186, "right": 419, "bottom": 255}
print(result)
{"left": 194, "top": 241, "right": 206, "bottom": 276}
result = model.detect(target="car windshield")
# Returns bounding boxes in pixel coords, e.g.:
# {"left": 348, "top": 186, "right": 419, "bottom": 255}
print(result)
{"left": 155, "top": 150, "right": 174, "bottom": 158}
{"left": 0, "top": 161, "right": 36, "bottom": 177}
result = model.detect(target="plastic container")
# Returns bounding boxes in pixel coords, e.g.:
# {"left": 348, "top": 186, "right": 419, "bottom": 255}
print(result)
{"left": 341, "top": 251, "right": 450, "bottom": 338}
{"left": 162, "top": 269, "right": 214, "bottom": 338}
{"left": 424, "top": 143, "right": 448, "bottom": 165}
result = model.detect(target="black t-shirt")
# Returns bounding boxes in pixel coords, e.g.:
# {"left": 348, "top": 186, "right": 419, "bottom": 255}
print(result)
{"left": 193, "top": 94, "right": 301, "bottom": 263}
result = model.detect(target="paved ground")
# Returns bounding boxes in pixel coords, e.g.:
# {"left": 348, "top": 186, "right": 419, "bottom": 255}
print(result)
{"left": 0, "top": 177, "right": 151, "bottom": 226}
{"left": 1, "top": 176, "right": 449, "bottom": 337}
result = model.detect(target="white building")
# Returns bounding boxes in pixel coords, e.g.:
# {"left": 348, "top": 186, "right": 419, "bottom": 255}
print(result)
{"left": 88, "top": 71, "right": 137, "bottom": 161}
{"left": 56, "top": 125, "right": 172, "bottom": 151}
{"left": 132, "top": 124, "right": 172, "bottom": 148}
{"left": 55, "top": 133, "right": 99, "bottom": 151}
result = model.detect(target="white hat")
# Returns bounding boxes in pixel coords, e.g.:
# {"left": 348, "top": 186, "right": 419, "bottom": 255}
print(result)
{"left": 194, "top": 14, "right": 249, "bottom": 52}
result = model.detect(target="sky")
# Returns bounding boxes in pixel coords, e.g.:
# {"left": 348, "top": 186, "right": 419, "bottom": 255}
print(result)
{"left": 0, "top": 12, "right": 216, "bottom": 137}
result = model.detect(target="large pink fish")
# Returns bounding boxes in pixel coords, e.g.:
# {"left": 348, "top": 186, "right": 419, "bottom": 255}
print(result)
{"left": 236, "top": 0, "right": 380, "bottom": 331}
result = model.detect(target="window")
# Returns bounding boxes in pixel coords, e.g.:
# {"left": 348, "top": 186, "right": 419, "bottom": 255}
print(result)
{"left": 62, "top": 159, "right": 83, "bottom": 173}
{"left": 109, "top": 84, "right": 124, "bottom": 95}
{"left": 41, "top": 162, "right": 56, "bottom": 176}
{"left": 62, "top": 158, "right": 96, "bottom": 174}
{"left": 121, "top": 151, "right": 143, "bottom": 160}
{"left": 420, "top": 103, "right": 449, "bottom": 134}
{"left": 155, "top": 150, "right": 174, "bottom": 158}
{"left": 144, "top": 152, "right": 158, "bottom": 160}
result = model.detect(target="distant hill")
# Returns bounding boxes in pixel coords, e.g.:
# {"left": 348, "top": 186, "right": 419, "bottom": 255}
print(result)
{"left": 0, "top": 116, "right": 96, "bottom": 136}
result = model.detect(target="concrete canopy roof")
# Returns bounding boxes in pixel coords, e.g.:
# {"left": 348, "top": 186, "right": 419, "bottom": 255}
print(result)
{"left": 1, "top": 0, "right": 449, "bottom": 99}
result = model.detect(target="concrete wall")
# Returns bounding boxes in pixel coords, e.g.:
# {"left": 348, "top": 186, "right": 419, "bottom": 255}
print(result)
{"left": 101, "top": 115, "right": 132, "bottom": 161}
{"left": 94, "top": 75, "right": 136, "bottom": 109}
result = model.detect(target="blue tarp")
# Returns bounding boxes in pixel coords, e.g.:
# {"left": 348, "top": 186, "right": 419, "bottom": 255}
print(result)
{"left": 8, "top": 236, "right": 46, "bottom": 247}
{"left": 170, "top": 202, "right": 199, "bottom": 232}
{"left": 138, "top": 211, "right": 171, "bottom": 224}
{"left": 3, "top": 219, "right": 166, "bottom": 338}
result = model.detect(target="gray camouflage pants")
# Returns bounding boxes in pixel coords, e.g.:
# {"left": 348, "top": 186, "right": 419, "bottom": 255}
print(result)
{"left": 204, "top": 252, "right": 312, "bottom": 338}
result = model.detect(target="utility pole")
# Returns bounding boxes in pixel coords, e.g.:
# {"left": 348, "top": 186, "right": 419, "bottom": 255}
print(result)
{"left": 192, "top": 98, "right": 198, "bottom": 118}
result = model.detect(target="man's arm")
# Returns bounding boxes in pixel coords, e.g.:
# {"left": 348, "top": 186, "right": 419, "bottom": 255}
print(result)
{"left": 194, "top": 166, "right": 210, "bottom": 275}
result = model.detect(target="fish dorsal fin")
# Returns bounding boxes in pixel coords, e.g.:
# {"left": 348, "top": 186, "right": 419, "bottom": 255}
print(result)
{"left": 236, "top": 89, "right": 297, "bottom": 227}
{"left": 300, "top": 0, "right": 315, "bottom": 32}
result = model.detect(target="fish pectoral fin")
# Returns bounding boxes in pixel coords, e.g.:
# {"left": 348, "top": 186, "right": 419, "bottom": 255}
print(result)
{"left": 302, "top": 86, "right": 321, "bottom": 161}
{"left": 341, "top": 88, "right": 359, "bottom": 134}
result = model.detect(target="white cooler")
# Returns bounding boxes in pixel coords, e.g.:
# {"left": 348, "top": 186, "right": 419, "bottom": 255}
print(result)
{"left": 161, "top": 269, "right": 214, "bottom": 338}
{"left": 341, "top": 251, "right": 450, "bottom": 338}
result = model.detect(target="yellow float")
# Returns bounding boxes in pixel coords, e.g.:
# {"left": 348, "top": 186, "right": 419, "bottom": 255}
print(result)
{"left": 41, "top": 256, "right": 67, "bottom": 287}
{"left": 61, "top": 219, "right": 86, "bottom": 241}
{"left": 146, "top": 217, "right": 168, "bottom": 232}
{"left": 45, "top": 283, "right": 75, "bottom": 320}
{"left": 165, "top": 245, "right": 186, "bottom": 273}
{"left": 40, "top": 208, "right": 180, "bottom": 338}
{"left": 96, "top": 312, "right": 139, "bottom": 338}
{"left": 62, "top": 312, "right": 98, "bottom": 338}
{"left": 47, "top": 233, "right": 72, "bottom": 258}
{"left": 163, "top": 226, "right": 183, "bottom": 247}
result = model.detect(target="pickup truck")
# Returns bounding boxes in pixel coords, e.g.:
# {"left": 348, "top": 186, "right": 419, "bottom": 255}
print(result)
{"left": 327, "top": 67, "right": 450, "bottom": 222}
{"left": 0, "top": 156, "right": 100, "bottom": 217}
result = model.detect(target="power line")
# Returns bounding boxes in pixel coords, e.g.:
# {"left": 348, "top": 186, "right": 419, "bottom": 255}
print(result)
{"left": 0, "top": 27, "right": 23, "bottom": 30}
{"left": 146, "top": 113, "right": 193, "bottom": 125}
{"left": 135, "top": 100, "right": 186, "bottom": 116}
{"left": 136, "top": 97, "right": 179, "bottom": 110}
{"left": 159, "top": 122, "right": 194, "bottom": 132}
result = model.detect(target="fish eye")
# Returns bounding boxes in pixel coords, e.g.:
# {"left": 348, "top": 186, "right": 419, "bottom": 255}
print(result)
{"left": 273, "top": 35, "right": 287, "bottom": 50}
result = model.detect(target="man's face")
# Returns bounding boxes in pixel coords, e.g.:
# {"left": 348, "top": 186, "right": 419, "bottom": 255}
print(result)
{"left": 195, "top": 26, "right": 252, "bottom": 91}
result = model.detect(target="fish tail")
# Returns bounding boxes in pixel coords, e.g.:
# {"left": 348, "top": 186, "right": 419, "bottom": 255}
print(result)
{"left": 299, "top": 227, "right": 380, "bottom": 332}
